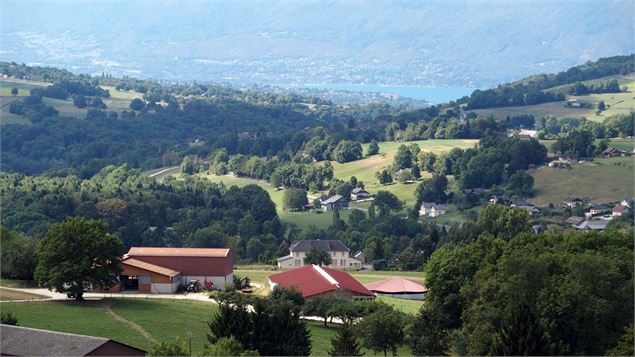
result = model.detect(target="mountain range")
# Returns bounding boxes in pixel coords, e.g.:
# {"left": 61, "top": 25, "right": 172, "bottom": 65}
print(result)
{"left": 1, "top": 0, "right": 634, "bottom": 87}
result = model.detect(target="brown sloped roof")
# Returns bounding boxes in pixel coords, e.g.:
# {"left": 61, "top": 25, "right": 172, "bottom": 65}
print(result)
{"left": 127, "top": 247, "right": 230, "bottom": 257}
{"left": 122, "top": 258, "right": 180, "bottom": 277}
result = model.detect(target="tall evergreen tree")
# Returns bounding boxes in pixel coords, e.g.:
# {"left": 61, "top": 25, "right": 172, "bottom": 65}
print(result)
{"left": 329, "top": 323, "right": 363, "bottom": 356}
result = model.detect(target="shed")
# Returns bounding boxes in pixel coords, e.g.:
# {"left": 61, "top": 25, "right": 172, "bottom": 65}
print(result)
{"left": 0, "top": 324, "right": 146, "bottom": 356}
{"left": 364, "top": 277, "right": 428, "bottom": 300}
{"left": 119, "top": 258, "right": 181, "bottom": 293}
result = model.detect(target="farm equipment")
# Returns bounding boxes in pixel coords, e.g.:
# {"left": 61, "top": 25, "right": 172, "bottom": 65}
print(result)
{"left": 203, "top": 279, "right": 214, "bottom": 291}
{"left": 186, "top": 280, "right": 201, "bottom": 292}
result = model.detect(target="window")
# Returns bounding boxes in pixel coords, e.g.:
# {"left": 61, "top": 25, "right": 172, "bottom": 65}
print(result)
{"left": 340, "top": 259, "right": 345, "bottom": 266}
{"left": 139, "top": 275, "right": 151, "bottom": 284}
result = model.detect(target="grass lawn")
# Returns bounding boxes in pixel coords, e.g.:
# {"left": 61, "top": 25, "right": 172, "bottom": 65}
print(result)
{"left": 2, "top": 299, "right": 217, "bottom": 354}
{"left": 376, "top": 295, "right": 424, "bottom": 316}
{"left": 530, "top": 157, "right": 634, "bottom": 206}
{"left": 0, "top": 78, "right": 48, "bottom": 97}
{"left": 3, "top": 298, "right": 413, "bottom": 356}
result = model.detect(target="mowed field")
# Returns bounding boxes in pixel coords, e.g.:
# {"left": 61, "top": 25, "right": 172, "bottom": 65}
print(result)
{"left": 2, "top": 298, "right": 414, "bottom": 356}
{"left": 530, "top": 156, "right": 634, "bottom": 206}
{"left": 331, "top": 139, "right": 477, "bottom": 208}
{"left": 472, "top": 74, "right": 635, "bottom": 121}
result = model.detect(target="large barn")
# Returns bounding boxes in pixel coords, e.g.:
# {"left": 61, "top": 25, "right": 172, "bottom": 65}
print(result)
{"left": 267, "top": 264, "right": 374, "bottom": 300}
{"left": 364, "top": 277, "right": 428, "bottom": 300}
{"left": 115, "top": 247, "right": 233, "bottom": 293}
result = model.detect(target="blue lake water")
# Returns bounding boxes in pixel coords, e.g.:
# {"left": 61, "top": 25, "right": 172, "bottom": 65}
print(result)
{"left": 303, "top": 83, "right": 479, "bottom": 104}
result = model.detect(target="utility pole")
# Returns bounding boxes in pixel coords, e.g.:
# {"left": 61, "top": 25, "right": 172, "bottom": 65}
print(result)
{"left": 187, "top": 331, "right": 193, "bottom": 356}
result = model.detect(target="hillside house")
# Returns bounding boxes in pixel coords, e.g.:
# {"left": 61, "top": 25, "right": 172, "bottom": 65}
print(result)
{"left": 351, "top": 187, "right": 371, "bottom": 201}
{"left": 586, "top": 204, "right": 610, "bottom": 218}
{"left": 111, "top": 247, "right": 233, "bottom": 293}
{"left": 612, "top": 204, "right": 629, "bottom": 217}
{"left": 419, "top": 202, "right": 446, "bottom": 217}
{"left": 511, "top": 129, "right": 539, "bottom": 139}
{"left": 267, "top": 264, "right": 374, "bottom": 299}
{"left": 320, "top": 194, "right": 348, "bottom": 211}
{"left": 601, "top": 147, "right": 623, "bottom": 157}
{"left": 276, "top": 240, "right": 363, "bottom": 269}
{"left": 563, "top": 196, "right": 583, "bottom": 208}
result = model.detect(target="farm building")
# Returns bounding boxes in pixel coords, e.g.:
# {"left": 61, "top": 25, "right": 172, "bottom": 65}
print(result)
{"left": 419, "top": 202, "right": 446, "bottom": 217}
{"left": 364, "top": 277, "right": 429, "bottom": 300}
{"left": 319, "top": 194, "right": 348, "bottom": 211}
{"left": 267, "top": 264, "right": 375, "bottom": 300}
{"left": 114, "top": 247, "right": 233, "bottom": 293}
{"left": 350, "top": 187, "right": 371, "bottom": 201}
{"left": 0, "top": 325, "right": 146, "bottom": 356}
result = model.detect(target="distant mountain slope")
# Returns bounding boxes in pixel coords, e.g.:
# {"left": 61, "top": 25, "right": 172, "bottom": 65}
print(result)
{"left": 1, "top": 1, "right": 633, "bottom": 87}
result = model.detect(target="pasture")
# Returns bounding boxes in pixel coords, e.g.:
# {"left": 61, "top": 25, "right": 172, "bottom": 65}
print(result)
{"left": 530, "top": 157, "right": 634, "bottom": 206}
{"left": 470, "top": 74, "right": 635, "bottom": 121}
{"left": 2, "top": 297, "right": 415, "bottom": 356}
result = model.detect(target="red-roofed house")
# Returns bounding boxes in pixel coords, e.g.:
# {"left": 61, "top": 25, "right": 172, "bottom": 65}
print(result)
{"left": 612, "top": 204, "right": 629, "bottom": 217}
{"left": 111, "top": 247, "right": 233, "bottom": 293}
{"left": 364, "top": 277, "right": 428, "bottom": 300}
{"left": 267, "top": 265, "right": 374, "bottom": 300}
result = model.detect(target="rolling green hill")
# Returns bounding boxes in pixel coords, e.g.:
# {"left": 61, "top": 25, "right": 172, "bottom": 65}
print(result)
{"left": 470, "top": 73, "right": 635, "bottom": 121}
{"left": 0, "top": 79, "right": 141, "bottom": 124}
{"left": 530, "top": 156, "right": 634, "bottom": 206}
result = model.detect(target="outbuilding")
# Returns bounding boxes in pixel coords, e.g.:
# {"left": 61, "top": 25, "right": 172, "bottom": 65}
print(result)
{"left": 116, "top": 247, "right": 233, "bottom": 293}
{"left": 267, "top": 264, "right": 374, "bottom": 300}
{"left": 364, "top": 277, "right": 428, "bottom": 300}
{"left": 0, "top": 325, "right": 146, "bottom": 356}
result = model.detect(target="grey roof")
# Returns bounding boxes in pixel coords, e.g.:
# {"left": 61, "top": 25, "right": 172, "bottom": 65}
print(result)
{"left": 563, "top": 196, "right": 582, "bottom": 202}
{"left": 351, "top": 187, "right": 368, "bottom": 194}
{"left": 589, "top": 204, "right": 610, "bottom": 211}
{"left": 277, "top": 254, "right": 293, "bottom": 262}
{"left": 321, "top": 195, "right": 345, "bottom": 205}
{"left": 0, "top": 324, "right": 137, "bottom": 356}
{"left": 421, "top": 202, "right": 445, "bottom": 210}
{"left": 575, "top": 219, "right": 609, "bottom": 230}
{"left": 565, "top": 216, "right": 585, "bottom": 225}
{"left": 290, "top": 240, "right": 350, "bottom": 252}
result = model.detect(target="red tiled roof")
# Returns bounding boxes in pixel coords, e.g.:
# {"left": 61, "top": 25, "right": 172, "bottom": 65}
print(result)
{"left": 364, "top": 277, "right": 428, "bottom": 294}
{"left": 267, "top": 265, "right": 374, "bottom": 298}
{"left": 613, "top": 204, "right": 627, "bottom": 213}
{"left": 127, "top": 247, "right": 230, "bottom": 257}
{"left": 122, "top": 258, "right": 181, "bottom": 277}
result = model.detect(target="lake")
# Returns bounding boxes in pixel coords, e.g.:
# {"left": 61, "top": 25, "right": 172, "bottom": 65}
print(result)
{"left": 303, "top": 83, "right": 479, "bottom": 104}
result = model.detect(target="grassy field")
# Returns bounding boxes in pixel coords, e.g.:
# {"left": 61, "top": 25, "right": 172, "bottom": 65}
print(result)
{"left": 0, "top": 79, "right": 142, "bottom": 122}
{"left": 530, "top": 156, "right": 634, "bottom": 206}
{"left": 330, "top": 139, "right": 477, "bottom": 209}
{"left": 0, "top": 287, "right": 49, "bottom": 301}
{"left": 2, "top": 298, "right": 413, "bottom": 356}
{"left": 472, "top": 73, "right": 635, "bottom": 121}
{"left": 541, "top": 138, "right": 635, "bottom": 154}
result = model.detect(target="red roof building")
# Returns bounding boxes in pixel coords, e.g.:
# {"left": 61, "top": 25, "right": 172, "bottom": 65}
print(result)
{"left": 267, "top": 265, "right": 374, "bottom": 299}
{"left": 109, "top": 247, "right": 233, "bottom": 294}
{"left": 364, "top": 277, "right": 428, "bottom": 300}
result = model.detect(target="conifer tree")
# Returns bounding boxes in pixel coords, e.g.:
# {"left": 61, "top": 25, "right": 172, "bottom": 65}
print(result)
{"left": 329, "top": 323, "right": 363, "bottom": 356}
